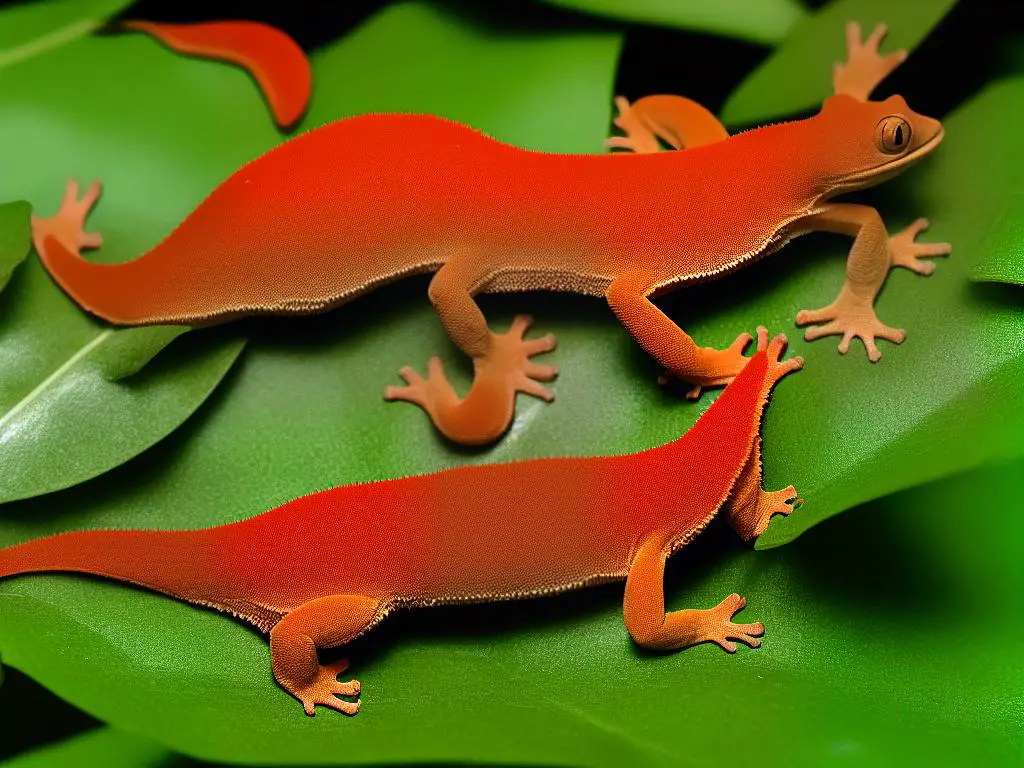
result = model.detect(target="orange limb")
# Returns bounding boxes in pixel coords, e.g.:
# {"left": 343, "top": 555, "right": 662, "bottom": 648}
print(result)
{"left": 725, "top": 437, "right": 801, "bottom": 541}
{"left": 121, "top": 20, "right": 311, "bottom": 131}
{"left": 384, "top": 314, "right": 557, "bottom": 446}
{"left": 606, "top": 94, "right": 730, "bottom": 155}
{"left": 624, "top": 537, "right": 764, "bottom": 653}
{"left": 270, "top": 595, "right": 385, "bottom": 716}
{"left": 31, "top": 179, "right": 103, "bottom": 259}
{"left": 833, "top": 21, "right": 908, "bottom": 102}
{"left": 606, "top": 272, "right": 762, "bottom": 398}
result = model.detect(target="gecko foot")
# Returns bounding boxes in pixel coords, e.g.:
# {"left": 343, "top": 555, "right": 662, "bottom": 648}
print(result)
{"left": 698, "top": 594, "right": 765, "bottom": 653}
{"left": 763, "top": 332, "right": 805, "bottom": 389}
{"left": 384, "top": 315, "right": 557, "bottom": 445}
{"left": 605, "top": 96, "right": 662, "bottom": 155}
{"left": 833, "top": 21, "right": 907, "bottom": 101}
{"left": 796, "top": 289, "right": 904, "bottom": 362}
{"left": 889, "top": 218, "right": 952, "bottom": 276}
{"left": 385, "top": 315, "right": 558, "bottom": 407}
{"left": 677, "top": 326, "right": 769, "bottom": 400}
{"left": 293, "top": 658, "right": 361, "bottom": 717}
{"left": 31, "top": 179, "right": 104, "bottom": 255}
{"left": 750, "top": 486, "right": 802, "bottom": 539}
{"left": 479, "top": 314, "right": 559, "bottom": 401}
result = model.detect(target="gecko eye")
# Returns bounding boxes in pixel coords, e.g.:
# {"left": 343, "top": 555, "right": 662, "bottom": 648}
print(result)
{"left": 876, "top": 116, "right": 912, "bottom": 154}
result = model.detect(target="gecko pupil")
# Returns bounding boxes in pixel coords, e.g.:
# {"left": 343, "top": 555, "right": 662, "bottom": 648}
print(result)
{"left": 894, "top": 125, "right": 904, "bottom": 145}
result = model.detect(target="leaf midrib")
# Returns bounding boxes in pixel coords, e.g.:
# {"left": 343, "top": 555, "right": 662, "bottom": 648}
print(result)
{"left": 0, "top": 329, "right": 113, "bottom": 436}
{"left": 0, "top": 18, "right": 101, "bottom": 71}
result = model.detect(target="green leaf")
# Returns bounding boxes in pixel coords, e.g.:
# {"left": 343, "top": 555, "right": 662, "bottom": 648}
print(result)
{"left": 720, "top": 0, "right": 957, "bottom": 127}
{"left": 0, "top": 201, "right": 31, "bottom": 293}
{"left": 1, "top": 729, "right": 167, "bottom": 768}
{"left": 540, "top": 0, "right": 806, "bottom": 45}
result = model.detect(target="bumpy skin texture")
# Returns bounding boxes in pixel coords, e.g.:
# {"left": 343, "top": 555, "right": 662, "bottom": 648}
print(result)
{"left": 608, "top": 22, "right": 952, "bottom": 369}
{"left": 121, "top": 20, "right": 311, "bottom": 131}
{"left": 30, "top": 24, "right": 941, "bottom": 446}
{"left": 0, "top": 332, "right": 801, "bottom": 717}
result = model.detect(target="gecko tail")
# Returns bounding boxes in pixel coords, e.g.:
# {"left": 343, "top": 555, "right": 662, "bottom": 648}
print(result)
{"left": 0, "top": 528, "right": 215, "bottom": 601}
{"left": 35, "top": 236, "right": 159, "bottom": 325}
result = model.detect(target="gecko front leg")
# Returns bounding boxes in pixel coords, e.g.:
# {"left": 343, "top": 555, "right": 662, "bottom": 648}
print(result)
{"left": 384, "top": 259, "right": 558, "bottom": 446}
{"left": 31, "top": 179, "right": 104, "bottom": 259}
{"left": 833, "top": 21, "right": 908, "bottom": 102}
{"left": 607, "top": 271, "right": 759, "bottom": 398}
{"left": 795, "top": 203, "right": 950, "bottom": 361}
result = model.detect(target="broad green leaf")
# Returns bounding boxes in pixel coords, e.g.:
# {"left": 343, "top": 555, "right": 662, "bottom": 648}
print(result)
{"left": 1, "top": 729, "right": 166, "bottom": 768}
{"left": 309, "top": 1, "right": 619, "bottom": 151}
{"left": 0, "top": 202, "right": 31, "bottom": 293}
{"left": 0, "top": 0, "right": 309, "bottom": 502}
{"left": 540, "top": 0, "right": 805, "bottom": 45}
{"left": 720, "top": 0, "right": 957, "bottom": 127}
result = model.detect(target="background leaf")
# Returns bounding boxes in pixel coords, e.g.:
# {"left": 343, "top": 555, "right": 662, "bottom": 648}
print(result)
{"left": 720, "top": 0, "right": 957, "bottom": 127}
{"left": 0, "top": 202, "right": 31, "bottom": 293}
{"left": 540, "top": 0, "right": 806, "bottom": 45}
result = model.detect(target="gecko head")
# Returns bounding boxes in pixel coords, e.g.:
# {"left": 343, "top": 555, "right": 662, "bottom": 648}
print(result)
{"left": 815, "top": 94, "right": 944, "bottom": 195}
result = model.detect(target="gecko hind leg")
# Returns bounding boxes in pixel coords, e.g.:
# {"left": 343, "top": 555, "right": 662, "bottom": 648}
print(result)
{"left": 270, "top": 594, "right": 385, "bottom": 716}
{"left": 384, "top": 314, "right": 558, "bottom": 446}
{"left": 32, "top": 179, "right": 104, "bottom": 258}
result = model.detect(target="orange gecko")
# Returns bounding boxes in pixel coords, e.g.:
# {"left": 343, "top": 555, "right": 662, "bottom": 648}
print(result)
{"left": 31, "top": 23, "right": 947, "bottom": 447}
{"left": 0, "top": 329, "right": 801, "bottom": 717}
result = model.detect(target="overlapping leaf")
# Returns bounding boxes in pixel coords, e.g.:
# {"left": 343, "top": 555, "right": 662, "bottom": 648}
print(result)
{"left": 0, "top": 202, "right": 31, "bottom": 293}
{"left": 720, "top": 0, "right": 958, "bottom": 127}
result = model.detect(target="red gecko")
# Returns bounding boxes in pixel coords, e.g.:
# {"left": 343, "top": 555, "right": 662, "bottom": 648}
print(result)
{"left": 0, "top": 329, "right": 802, "bottom": 716}
{"left": 30, "top": 23, "right": 946, "bottom": 446}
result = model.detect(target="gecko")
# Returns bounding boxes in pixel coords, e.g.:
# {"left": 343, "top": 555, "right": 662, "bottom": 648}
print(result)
{"left": 607, "top": 22, "right": 952, "bottom": 368}
{"left": 0, "top": 329, "right": 801, "bottom": 717}
{"left": 29, "top": 23, "right": 945, "bottom": 447}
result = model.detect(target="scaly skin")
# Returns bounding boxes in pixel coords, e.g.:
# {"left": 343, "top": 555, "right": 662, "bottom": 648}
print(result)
{"left": 0, "top": 331, "right": 801, "bottom": 717}
{"left": 31, "top": 25, "right": 939, "bottom": 445}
